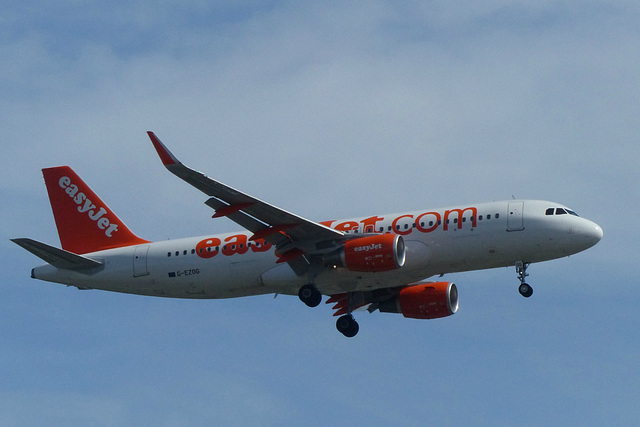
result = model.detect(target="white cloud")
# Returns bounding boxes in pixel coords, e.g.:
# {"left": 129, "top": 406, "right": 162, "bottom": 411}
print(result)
{"left": 2, "top": 2, "right": 640, "bottom": 425}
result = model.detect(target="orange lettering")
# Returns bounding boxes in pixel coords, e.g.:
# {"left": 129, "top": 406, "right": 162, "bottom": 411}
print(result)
{"left": 222, "top": 234, "right": 249, "bottom": 256}
{"left": 391, "top": 214, "right": 414, "bottom": 236}
{"left": 415, "top": 211, "right": 441, "bottom": 233}
{"left": 251, "top": 238, "right": 273, "bottom": 253}
{"left": 334, "top": 221, "right": 359, "bottom": 232}
{"left": 443, "top": 207, "right": 477, "bottom": 231}
{"left": 196, "top": 237, "right": 221, "bottom": 259}
{"left": 360, "top": 216, "right": 384, "bottom": 233}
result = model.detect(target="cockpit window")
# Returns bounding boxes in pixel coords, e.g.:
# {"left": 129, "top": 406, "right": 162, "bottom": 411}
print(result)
{"left": 546, "top": 207, "right": 580, "bottom": 216}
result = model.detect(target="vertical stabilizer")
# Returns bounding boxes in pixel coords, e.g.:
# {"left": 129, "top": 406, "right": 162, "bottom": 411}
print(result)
{"left": 42, "top": 166, "right": 150, "bottom": 254}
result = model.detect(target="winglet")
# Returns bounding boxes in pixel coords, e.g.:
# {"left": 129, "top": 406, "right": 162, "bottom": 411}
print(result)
{"left": 147, "top": 131, "right": 180, "bottom": 166}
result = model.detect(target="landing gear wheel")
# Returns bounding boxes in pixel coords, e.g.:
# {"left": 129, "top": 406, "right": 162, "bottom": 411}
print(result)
{"left": 298, "top": 284, "right": 322, "bottom": 307}
{"left": 515, "top": 261, "right": 533, "bottom": 298}
{"left": 518, "top": 283, "right": 533, "bottom": 298}
{"left": 336, "top": 315, "right": 359, "bottom": 337}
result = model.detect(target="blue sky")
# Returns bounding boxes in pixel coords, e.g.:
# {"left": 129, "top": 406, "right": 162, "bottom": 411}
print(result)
{"left": 2, "top": 1, "right": 639, "bottom": 425}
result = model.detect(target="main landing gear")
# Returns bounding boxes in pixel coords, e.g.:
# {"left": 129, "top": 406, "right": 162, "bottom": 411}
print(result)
{"left": 298, "top": 284, "right": 322, "bottom": 307}
{"left": 333, "top": 292, "right": 360, "bottom": 338}
{"left": 336, "top": 314, "right": 359, "bottom": 338}
{"left": 515, "top": 261, "right": 533, "bottom": 298}
{"left": 298, "top": 284, "right": 361, "bottom": 337}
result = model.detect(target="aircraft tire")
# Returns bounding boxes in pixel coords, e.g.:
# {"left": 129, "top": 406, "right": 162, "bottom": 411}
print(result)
{"left": 298, "top": 284, "right": 322, "bottom": 307}
{"left": 336, "top": 315, "right": 359, "bottom": 337}
{"left": 518, "top": 283, "right": 533, "bottom": 298}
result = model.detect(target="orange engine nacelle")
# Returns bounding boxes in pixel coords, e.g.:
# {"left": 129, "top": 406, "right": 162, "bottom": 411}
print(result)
{"left": 378, "top": 282, "right": 459, "bottom": 319}
{"left": 324, "top": 234, "right": 405, "bottom": 273}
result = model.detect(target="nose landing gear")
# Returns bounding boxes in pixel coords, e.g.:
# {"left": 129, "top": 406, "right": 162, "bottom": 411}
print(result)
{"left": 518, "top": 282, "right": 533, "bottom": 298}
{"left": 515, "top": 261, "right": 533, "bottom": 298}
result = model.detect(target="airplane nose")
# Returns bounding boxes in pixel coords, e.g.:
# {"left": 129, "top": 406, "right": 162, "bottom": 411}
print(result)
{"left": 592, "top": 223, "right": 603, "bottom": 242}
{"left": 583, "top": 220, "right": 603, "bottom": 247}
{"left": 562, "top": 218, "right": 602, "bottom": 255}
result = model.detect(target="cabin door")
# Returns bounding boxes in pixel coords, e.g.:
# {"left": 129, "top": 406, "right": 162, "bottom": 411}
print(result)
{"left": 507, "top": 201, "right": 524, "bottom": 231}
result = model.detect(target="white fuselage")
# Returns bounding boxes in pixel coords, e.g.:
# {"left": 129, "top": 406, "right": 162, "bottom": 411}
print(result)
{"left": 32, "top": 200, "right": 603, "bottom": 298}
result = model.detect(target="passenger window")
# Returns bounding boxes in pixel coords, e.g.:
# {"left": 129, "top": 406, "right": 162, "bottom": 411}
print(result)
{"left": 167, "top": 252, "right": 171, "bottom": 257}
{"left": 495, "top": 213, "right": 500, "bottom": 219}
{"left": 183, "top": 250, "right": 187, "bottom": 255}
{"left": 487, "top": 214, "right": 491, "bottom": 220}
{"left": 479, "top": 215, "right": 483, "bottom": 220}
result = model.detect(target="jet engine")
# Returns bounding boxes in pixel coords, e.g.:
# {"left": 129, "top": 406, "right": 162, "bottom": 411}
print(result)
{"left": 378, "top": 282, "right": 458, "bottom": 319}
{"left": 324, "top": 234, "right": 405, "bottom": 272}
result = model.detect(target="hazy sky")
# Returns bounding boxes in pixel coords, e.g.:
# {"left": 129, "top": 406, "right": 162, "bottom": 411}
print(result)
{"left": 2, "top": 1, "right": 639, "bottom": 425}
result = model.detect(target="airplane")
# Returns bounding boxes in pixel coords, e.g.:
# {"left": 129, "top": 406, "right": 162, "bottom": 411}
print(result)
{"left": 12, "top": 132, "right": 603, "bottom": 337}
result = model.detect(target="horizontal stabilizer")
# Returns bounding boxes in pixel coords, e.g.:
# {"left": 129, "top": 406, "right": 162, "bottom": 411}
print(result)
{"left": 11, "top": 238, "right": 103, "bottom": 271}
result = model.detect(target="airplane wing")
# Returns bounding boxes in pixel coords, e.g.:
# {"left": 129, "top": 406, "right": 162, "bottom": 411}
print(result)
{"left": 147, "top": 132, "right": 345, "bottom": 274}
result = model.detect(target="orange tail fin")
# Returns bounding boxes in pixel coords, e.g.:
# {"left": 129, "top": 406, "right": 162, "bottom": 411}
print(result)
{"left": 42, "top": 166, "right": 150, "bottom": 254}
